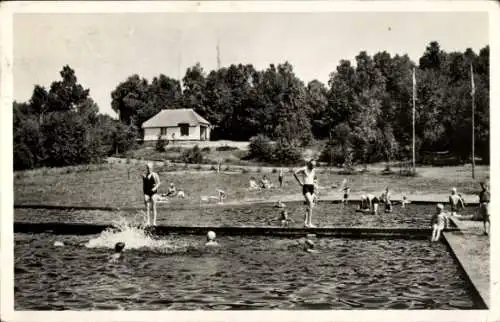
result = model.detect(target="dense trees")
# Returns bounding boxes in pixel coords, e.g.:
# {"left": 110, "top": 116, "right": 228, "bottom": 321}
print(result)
{"left": 14, "top": 41, "right": 489, "bottom": 170}
{"left": 14, "top": 66, "right": 137, "bottom": 170}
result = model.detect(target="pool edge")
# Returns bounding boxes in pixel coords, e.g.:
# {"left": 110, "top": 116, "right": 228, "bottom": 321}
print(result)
{"left": 442, "top": 217, "right": 489, "bottom": 309}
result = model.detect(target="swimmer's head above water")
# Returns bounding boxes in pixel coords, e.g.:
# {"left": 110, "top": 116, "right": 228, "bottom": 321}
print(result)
{"left": 207, "top": 231, "right": 216, "bottom": 242}
{"left": 115, "top": 242, "right": 125, "bottom": 253}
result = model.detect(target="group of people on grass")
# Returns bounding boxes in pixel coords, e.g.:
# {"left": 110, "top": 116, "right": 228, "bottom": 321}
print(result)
{"left": 141, "top": 160, "right": 490, "bottom": 240}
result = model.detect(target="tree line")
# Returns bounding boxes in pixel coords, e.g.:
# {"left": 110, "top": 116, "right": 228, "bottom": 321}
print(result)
{"left": 14, "top": 41, "right": 489, "bottom": 170}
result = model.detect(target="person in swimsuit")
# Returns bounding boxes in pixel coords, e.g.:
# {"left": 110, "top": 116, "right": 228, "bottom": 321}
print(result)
{"left": 294, "top": 160, "right": 317, "bottom": 228}
{"left": 401, "top": 195, "right": 410, "bottom": 208}
{"left": 431, "top": 204, "right": 449, "bottom": 242}
{"left": 449, "top": 187, "right": 464, "bottom": 216}
{"left": 143, "top": 163, "right": 161, "bottom": 226}
{"left": 358, "top": 194, "right": 379, "bottom": 214}
{"left": 380, "top": 187, "right": 393, "bottom": 213}
{"left": 342, "top": 186, "right": 350, "bottom": 207}
{"left": 479, "top": 181, "right": 490, "bottom": 236}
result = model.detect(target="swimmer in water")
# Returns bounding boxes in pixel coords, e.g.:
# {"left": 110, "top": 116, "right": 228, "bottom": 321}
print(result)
{"left": 431, "top": 204, "right": 449, "bottom": 242}
{"left": 304, "top": 239, "right": 319, "bottom": 253}
{"left": 205, "top": 231, "right": 219, "bottom": 246}
{"left": 109, "top": 242, "right": 125, "bottom": 262}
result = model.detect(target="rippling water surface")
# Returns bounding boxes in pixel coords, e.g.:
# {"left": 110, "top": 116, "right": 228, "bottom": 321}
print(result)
{"left": 14, "top": 203, "right": 477, "bottom": 228}
{"left": 15, "top": 229, "right": 477, "bottom": 310}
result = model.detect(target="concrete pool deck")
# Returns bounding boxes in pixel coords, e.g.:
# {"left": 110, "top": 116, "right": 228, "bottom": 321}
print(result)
{"left": 444, "top": 217, "right": 490, "bottom": 308}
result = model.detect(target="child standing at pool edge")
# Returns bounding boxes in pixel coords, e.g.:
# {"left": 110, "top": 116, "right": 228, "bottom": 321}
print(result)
{"left": 479, "top": 181, "right": 490, "bottom": 236}
{"left": 294, "top": 160, "right": 317, "bottom": 228}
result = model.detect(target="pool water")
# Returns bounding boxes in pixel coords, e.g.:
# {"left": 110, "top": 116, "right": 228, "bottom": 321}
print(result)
{"left": 14, "top": 203, "right": 477, "bottom": 228}
{"left": 15, "top": 229, "right": 479, "bottom": 310}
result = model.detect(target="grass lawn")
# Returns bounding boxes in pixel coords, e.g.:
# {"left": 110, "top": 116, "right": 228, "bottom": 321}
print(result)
{"left": 14, "top": 163, "right": 489, "bottom": 209}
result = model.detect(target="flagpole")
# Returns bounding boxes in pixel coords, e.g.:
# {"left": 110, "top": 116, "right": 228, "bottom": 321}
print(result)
{"left": 471, "top": 64, "right": 476, "bottom": 179}
{"left": 412, "top": 68, "right": 416, "bottom": 173}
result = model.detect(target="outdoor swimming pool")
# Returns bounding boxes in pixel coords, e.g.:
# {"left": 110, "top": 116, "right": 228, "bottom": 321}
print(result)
{"left": 14, "top": 202, "right": 477, "bottom": 228}
{"left": 15, "top": 228, "right": 480, "bottom": 310}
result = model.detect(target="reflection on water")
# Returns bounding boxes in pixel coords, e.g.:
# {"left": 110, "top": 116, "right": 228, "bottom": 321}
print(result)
{"left": 14, "top": 221, "right": 478, "bottom": 310}
{"left": 14, "top": 203, "right": 477, "bottom": 228}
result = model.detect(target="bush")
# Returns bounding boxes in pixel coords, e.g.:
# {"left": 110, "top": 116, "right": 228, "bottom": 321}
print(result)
{"left": 319, "top": 144, "right": 346, "bottom": 166}
{"left": 249, "top": 135, "right": 274, "bottom": 161}
{"left": 216, "top": 145, "right": 239, "bottom": 151}
{"left": 182, "top": 145, "right": 204, "bottom": 164}
{"left": 155, "top": 135, "right": 166, "bottom": 152}
{"left": 272, "top": 143, "right": 302, "bottom": 165}
{"left": 272, "top": 168, "right": 277, "bottom": 173}
{"left": 241, "top": 168, "right": 249, "bottom": 174}
{"left": 166, "top": 147, "right": 182, "bottom": 153}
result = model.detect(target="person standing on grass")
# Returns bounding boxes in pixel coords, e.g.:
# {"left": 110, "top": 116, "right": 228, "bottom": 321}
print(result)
{"left": 143, "top": 163, "right": 161, "bottom": 226}
{"left": 278, "top": 168, "right": 284, "bottom": 188}
{"left": 294, "top": 160, "right": 317, "bottom": 228}
{"left": 479, "top": 181, "right": 490, "bottom": 236}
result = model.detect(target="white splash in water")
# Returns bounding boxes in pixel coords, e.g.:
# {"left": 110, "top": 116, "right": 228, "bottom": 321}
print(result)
{"left": 84, "top": 214, "right": 192, "bottom": 252}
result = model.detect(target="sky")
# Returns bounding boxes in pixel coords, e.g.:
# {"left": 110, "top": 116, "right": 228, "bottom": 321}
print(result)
{"left": 13, "top": 11, "right": 489, "bottom": 117}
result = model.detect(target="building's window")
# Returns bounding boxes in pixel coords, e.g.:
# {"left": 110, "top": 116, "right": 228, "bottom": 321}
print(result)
{"left": 179, "top": 124, "right": 189, "bottom": 136}
{"left": 160, "top": 127, "right": 167, "bottom": 135}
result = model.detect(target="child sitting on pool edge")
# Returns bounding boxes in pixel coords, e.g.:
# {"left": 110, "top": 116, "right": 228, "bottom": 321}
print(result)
{"left": 431, "top": 204, "right": 449, "bottom": 242}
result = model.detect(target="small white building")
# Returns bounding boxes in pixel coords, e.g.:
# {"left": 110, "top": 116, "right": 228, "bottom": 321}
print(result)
{"left": 142, "top": 108, "right": 211, "bottom": 141}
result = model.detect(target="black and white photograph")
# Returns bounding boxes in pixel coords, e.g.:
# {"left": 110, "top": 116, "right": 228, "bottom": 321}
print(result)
{"left": 1, "top": 1, "right": 498, "bottom": 321}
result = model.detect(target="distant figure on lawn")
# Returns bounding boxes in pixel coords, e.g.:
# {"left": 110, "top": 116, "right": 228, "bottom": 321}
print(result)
{"left": 278, "top": 168, "right": 284, "bottom": 188}
{"left": 109, "top": 242, "right": 125, "bottom": 263}
{"left": 248, "top": 177, "right": 261, "bottom": 191}
{"left": 217, "top": 189, "right": 226, "bottom": 204}
{"left": 166, "top": 183, "right": 177, "bottom": 197}
{"left": 400, "top": 195, "right": 411, "bottom": 208}
{"left": 260, "top": 175, "right": 274, "bottom": 189}
{"left": 479, "top": 181, "right": 490, "bottom": 236}
{"left": 431, "top": 204, "right": 449, "bottom": 242}
{"left": 294, "top": 160, "right": 317, "bottom": 228}
{"left": 380, "top": 187, "right": 393, "bottom": 213}
{"left": 275, "top": 200, "right": 286, "bottom": 208}
{"left": 449, "top": 187, "right": 465, "bottom": 216}
{"left": 143, "top": 163, "right": 161, "bottom": 226}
